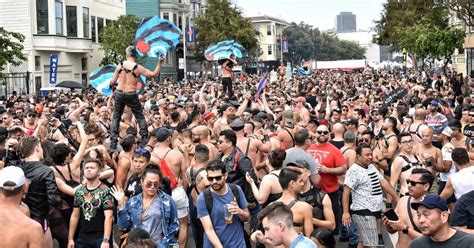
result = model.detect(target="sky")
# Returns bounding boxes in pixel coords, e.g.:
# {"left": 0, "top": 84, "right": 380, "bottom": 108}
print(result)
{"left": 234, "top": 0, "right": 386, "bottom": 31}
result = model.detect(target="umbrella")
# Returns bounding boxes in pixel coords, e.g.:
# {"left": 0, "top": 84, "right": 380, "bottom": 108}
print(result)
{"left": 89, "top": 64, "right": 147, "bottom": 97}
{"left": 204, "top": 40, "right": 245, "bottom": 61}
{"left": 134, "top": 16, "right": 182, "bottom": 58}
{"left": 56, "top": 80, "right": 83, "bottom": 89}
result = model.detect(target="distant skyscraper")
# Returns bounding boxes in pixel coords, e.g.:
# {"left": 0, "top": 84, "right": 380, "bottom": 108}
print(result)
{"left": 336, "top": 12, "right": 356, "bottom": 33}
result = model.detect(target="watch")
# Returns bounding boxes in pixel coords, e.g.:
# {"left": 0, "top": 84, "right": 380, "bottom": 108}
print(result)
{"left": 402, "top": 226, "right": 409, "bottom": 235}
{"left": 103, "top": 238, "right": 110, "bottom": 243}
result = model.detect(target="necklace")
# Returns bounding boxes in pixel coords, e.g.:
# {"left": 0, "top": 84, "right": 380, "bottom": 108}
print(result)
{"left": 141, "top": 194, "right": 157, "bottom": 221}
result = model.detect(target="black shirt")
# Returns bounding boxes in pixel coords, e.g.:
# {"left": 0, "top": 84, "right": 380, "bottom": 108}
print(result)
{"left": 451, "top": 190, "right": 474, "bottom": 229}
{"left": 408, "top": 230, "right": 474, "bottom": 248}
{"left": 125, "top": 174, "right": 142, "bottom": 198}
{"left": 329, "top": 140, "right": 345, "bottom": 150}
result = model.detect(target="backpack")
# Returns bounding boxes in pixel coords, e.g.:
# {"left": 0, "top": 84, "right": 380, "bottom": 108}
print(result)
{"left": 187, "top": 167, "right": 206, "bottom": 195}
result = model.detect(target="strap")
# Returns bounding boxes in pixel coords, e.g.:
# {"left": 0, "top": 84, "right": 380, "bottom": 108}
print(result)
{"left": 341, "top": 147, "right": 351, "bottom": 155}
{"left": 204, "top": 188, "right": 213, "bottom": 216}
{"left": 229, "top": 183, "right": 241, "bottom": 208}
{"left": 52, "top": 165, "right": 68, "bottom": 182}
{"left": 162, "top": 149, "right": 172, "bottom": 160}
{"left": 407, "top": 196, "right": 422, "bottom": 233}
{"left": 385, "top": 134, "right": 396, "bottom": 148}
{"left": 233, "top": 150, "right": 241, "bottom": 171}
{"left": 131, "top": 64, "right": 139, "bottom": 78}
{"left": 288, "top": 198, "right": 298, "bottom": 209}
{"left": 245, "top": 138, "right": 251, "bottom": 156}
{"left": 191, "top": 167, "right": 206, "bottom": 194}
{"left": 66, "top": 163, "right": 74, "bottom": 181}
{"left": 284, "top": 128, "right": 295, "bottom": 147}
{"left": 118, "top": 62, "right": 123, "bottom": 73}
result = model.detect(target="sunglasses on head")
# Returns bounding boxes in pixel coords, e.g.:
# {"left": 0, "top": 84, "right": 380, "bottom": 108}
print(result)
{"left": 207, "top": 175, "right": 223, "bottom": 182}
{"left": 317, "top": 130, "right": 329, "bottom": 135}
{"left": 134, "top": 147, "right": 148, "bottom": 155}
{"left": 406, "top": 179, "right": 426, "bottom": 187}
{"left": 144, "top": 181, "right": 159, "bottom": 189}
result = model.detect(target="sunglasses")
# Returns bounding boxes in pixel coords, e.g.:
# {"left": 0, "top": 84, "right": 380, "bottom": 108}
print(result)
{"left": 134, "top": 148, "right": 148, "bottom": 155}
{"left": 207, "top": 175, "right": 223, "bottom": 182}
{"left": 359, "top": 138, "right": 370, "bottom": 143}
{"left": 27, "top": 114, "right": 36, "bottom": 118}
{"left": 144, "top": 181, "right": 159, "bottom": 188}
{"left": 406, "top": 179, "right": 426, "bottom": 186}
{"left": 401, "top": 140, "right": 414, "bottom": 145}
{"left": 469, "top": 114, "right": 474, "bottom": 117}
{"left": 317, "top": 131, "right": 329, "bottom": 135}
{"left": 342, "top": 108, "right": 348, "bottom": 111}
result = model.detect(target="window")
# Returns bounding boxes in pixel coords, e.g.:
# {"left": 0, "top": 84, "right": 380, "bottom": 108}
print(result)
{"left": 81, "top": 58, "right": 87, "bottom": 70}
{"left": 173, "top": 13, "right": 177, "bottom": 25}
{"left": 36, "top": 0, "right": 49, "bottom": 34}
{"left": 165, "top": 51, "right": 173, "bottom": 65}
{"left": 178, "top": 15, "right": 183, "bottom": 31}
{"left": 267, "top": 24, "right": 272, "bottom": 36}
{"left": 163, "top": 13, "right": 169, "bottom": 20}
{"left": 55, "top": 1, "right": 63, "bottom": 35}
{"left": 35, "top": 56, "right": 41, "bottom": 71}
{"left": 81, "top": 73, "right": 88, "bottom": 86}
{"left": 268, "top": 45, "right": 272, "bottom": 55}
{"left": 91, "top": 16, "right": 96, "bottom": 42}
{"left": 66, "top": 6, "right": 77, "bottom": 37}
{"left": 97, "top": 17, "right": 104, "bottom": 43}
{"left": 83, "top": 7, "right": 89, "bottom": 38}
{"left": 106, "top": 19, "right": 112, "bottom": 26}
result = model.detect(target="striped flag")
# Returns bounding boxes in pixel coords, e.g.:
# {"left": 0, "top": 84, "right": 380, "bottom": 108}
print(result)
{"left": 254, "top": 76, "right": 268, "bottom": 102}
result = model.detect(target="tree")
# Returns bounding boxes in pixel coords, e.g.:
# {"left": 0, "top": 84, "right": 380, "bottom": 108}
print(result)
{"left": 440, "top": 0, "right": 473, "bottom": 27}
{"left": 194, "top": 0, "right": 259, "bottom": 61}
{"left": 0, "top": 27, "right": 26, "bottom": 78}
{"left": 99, "top": 15, "right": 140, "bottom": 65}
{"left": 283, "top": 22, "right": 366, "bottom": 63}
{"left": 421, "top": 28, "right": 465, "bottom": 75}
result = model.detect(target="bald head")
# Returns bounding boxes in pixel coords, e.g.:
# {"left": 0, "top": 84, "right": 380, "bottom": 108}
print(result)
{"left": 193, "top": 125, "right": 209, "bottom": 138}
{"left": 332, "top": 123, "right": 344, "bottom": 135}
{"left": 414, "top": 109, "right": 426, "bottom": 121}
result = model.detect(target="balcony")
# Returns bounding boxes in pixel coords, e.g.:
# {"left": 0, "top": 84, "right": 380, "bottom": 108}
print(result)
{"left": 32, "top": 35, "right": 93, "bottom": 53}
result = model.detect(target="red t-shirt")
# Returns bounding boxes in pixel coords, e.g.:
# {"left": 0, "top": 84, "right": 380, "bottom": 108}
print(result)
{"left": 306, "top": 142, "right": 346, "bottom": 193}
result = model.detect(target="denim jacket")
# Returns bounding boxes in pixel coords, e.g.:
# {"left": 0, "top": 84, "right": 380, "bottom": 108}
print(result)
{"left": 117, "top": 191, "right": 179, "bottom": 247}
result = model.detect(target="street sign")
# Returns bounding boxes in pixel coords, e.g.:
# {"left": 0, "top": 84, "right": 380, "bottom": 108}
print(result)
{"left": 282, "top": 40, "right": 288, "bottom": 53}
{"left": 50, "top": 54, "right": 59, "bottom": 85}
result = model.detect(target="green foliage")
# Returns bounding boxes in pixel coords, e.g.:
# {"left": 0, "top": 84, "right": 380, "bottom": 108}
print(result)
{"left": 194, "top": 0, "right": 259, "bottom": 61}
{"left": 440, "top": 0, "right": 474, "bottom": 26}
{"left": 375, "top": 0, "right": 449, "bottom": 50}
{"left": 99, "top": 15, "right": 141, "bottom": 65}
{"left": 0, "top": 27, "right": 26, "bottom": 76}
{"left": 284, "top": 22, "right": 366, "bottom": 62}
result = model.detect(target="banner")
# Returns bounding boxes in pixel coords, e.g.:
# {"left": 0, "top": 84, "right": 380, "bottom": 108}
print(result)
{"left": 383, "top": 88, "right": 408, "bottom": 106}
{"left": 50, "top": 54, "right": 59, "bottom": 85}
{"left": 282, "top": 39, "right": 288, "bottom": 53}
{"left": 186, "top": 25, "right": 196, "bottom": 43}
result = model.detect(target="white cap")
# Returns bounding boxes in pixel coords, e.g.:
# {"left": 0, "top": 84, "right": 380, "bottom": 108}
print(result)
{"left": 0, "top": 166, "right": 26, "bottom": 190}
{"left": 441, "top": 126, "right": 453, "bottom": 138}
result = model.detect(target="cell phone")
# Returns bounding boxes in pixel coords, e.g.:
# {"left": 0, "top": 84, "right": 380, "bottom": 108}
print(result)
{"left": 384, "top": 208, "right": 399, "bottom": 221}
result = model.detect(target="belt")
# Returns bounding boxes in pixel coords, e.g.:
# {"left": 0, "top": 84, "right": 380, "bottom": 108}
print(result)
{"left": 116, "top": 89, "right": 136, "bottom": 94}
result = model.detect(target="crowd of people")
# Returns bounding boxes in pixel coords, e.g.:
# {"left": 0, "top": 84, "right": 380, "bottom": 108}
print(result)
{"left": 1, "top": 48, "right": 474, "bottom": 248}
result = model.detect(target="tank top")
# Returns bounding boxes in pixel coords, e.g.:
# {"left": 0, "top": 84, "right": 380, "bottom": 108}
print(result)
{"left": 451, "top": 166, "right": 474, "bottom": 200}
{"left": 261, "top": 172, "right": 283, "bottom": 208}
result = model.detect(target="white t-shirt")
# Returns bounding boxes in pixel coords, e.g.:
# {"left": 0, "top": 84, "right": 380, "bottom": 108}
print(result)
{"left": 440, "top": 143, "right": 457, "bottom": 182}
{"left": 450, "top": 166, "right": 474, "bottom": 199}
{"left": 344, "top": 163, "right": 384, "bottom": 213}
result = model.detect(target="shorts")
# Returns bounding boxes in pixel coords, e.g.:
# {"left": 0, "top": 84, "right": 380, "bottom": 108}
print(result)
{"left": 352, "top": 214, "right": 378, "bottom": 246}
{"left": 438, "top": 180, "right": 457, "bottom": 204}
{"left": 172, "top": 186, "right": 189, "bottom": 218}
{"left": 32, "top": 216, "right": 49, "bottom": 233}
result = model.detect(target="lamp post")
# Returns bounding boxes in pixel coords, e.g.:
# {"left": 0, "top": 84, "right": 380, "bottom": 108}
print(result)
{"left": 182, "top": 7, "right": 206, "bottom": 81}
{"left": 280, "top": 24, "right": 294, "bottom": 63}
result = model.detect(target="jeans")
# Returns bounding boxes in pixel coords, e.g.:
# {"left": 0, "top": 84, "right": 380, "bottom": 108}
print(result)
{"left": 189, "top": 197, "right": 204, "bottom": 248}
{"left": 340, "top": 218, "right": 359, "bottom": 244}
{"left": 76, "top": 237, "right": 111, "bottom": 248}
{"left": 222, "top": 77, "right": 233, "bottom": 96}
{"left": 110, "top": 91, "right": 148, "bottom": 148}
{"left": 328, "top": 189, "right": 342, "bottom": 234}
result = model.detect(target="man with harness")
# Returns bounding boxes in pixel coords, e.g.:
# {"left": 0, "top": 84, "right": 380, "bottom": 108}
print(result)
{"left": 109, "top": 46, "right": 165, "bottom": 150}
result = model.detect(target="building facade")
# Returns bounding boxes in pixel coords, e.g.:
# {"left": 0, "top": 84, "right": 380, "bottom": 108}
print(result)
{"left": 249, "top": 15, "right": 289, "bottom": 71}
{"left": 336, "top": 12, "right": 356, "bottom": 33}
{"left": 0, "top": 0, "right": 125, "bottom": 95}
{"left": 336, "top": 31, "right": 390, "bottom": 63}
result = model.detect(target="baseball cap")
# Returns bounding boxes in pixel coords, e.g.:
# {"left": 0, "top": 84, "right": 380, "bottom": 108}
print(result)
{"left": 430, "top": 100, "right": 439, "bottom": 106}
{"left": 155, "top": 127, "right": 172, "bottom": 142}
{"left": 219, "top": 103, "right": 233, "bottom": 113}
{"left": 285, "top": 159, "right": 311, "bottom": 170}
{"left": 344, "top": 118, "right": 358, "bottom": 126}
{"left": 203, "top": 112, "right": 216, "bottom": 121}
{"left": 0, "top": 166, "right": 26, "bottom": 190}
{"left": 411, "top": 194, "right": 448, "bottom": 212}
{"left": 229, "top": 118, "right": 245, "bottom": 129}
{"left": 150, "top": 104, "right": 159, "bottom": 111}
{"left": 294, "top": 96, "right": 306, "bottom": 103}
{"left": 439, "top": 126, "right": 452, "bottom": 137}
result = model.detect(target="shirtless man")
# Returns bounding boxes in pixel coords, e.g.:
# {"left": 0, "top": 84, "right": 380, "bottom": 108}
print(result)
{"left": 414, "top": 127, "right": 442, "bottom": 173}
{"left": 0, "top": 166, "right": 44, "bottom": 248}
{"left": 294, "top": 97, "right": 310, "bottom": 127}
{"left": 150, "top": 127, "right": 189, "bottom": 248}
{"left": 115, "top": 134, "right": 137, "bottom": 190}
{"left": 189, "top": 125, "right": 219, "bottom": 161}
{"left": 383, "top": 168, "right": 432, "bottom": 248}
{"left": 278, "top": 110, "right": 297, "bottom": 150}
{"left": 278, "top": 62, "right": 286, "bottom": 80}
{"left": 375, "top": 117, "right": 399, "bottom": 176}
{"left": 339, "top": 131, "right": 357, "bottom": 185}
{"left": 109, "top": 46, "right": 165, "bottom": 150}
{"left": 390, "top": 133, "right": 425, "bottom": 197}
{"left": 230, "top": 119, "right": 271, "bottom": 178}
{"left": 408, "top": 109, "right": 427, "bottom": 144}
{"left": 214, "top": 103, "right": 235, "bottom": 134}
{"left": 97, "top": 106, "right": 111, "bottom": 137}
{"left": 221, "top": 54, "right": 238, "bottom": 96}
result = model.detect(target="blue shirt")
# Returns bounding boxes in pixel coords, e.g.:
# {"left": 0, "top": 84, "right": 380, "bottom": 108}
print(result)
{"left": 197, "top": 184, "right": 248, "bottom": 248}
{"left": 289, "top": 233, "right": 317, "bottom": 248}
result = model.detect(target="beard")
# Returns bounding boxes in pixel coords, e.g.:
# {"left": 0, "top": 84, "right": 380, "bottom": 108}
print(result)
{"left": 317, "top": 136, "right": 328, "bottom": 143}
{"left": 192, "top": 137, "right": 201, "bottom": 143}
{"left": 211, "top": 182, "right": 224, "bottom": 191}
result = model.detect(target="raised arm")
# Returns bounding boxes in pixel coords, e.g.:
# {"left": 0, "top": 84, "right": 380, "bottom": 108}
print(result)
{"left": 137, "top": 57, "right": 165, "bottom": 78}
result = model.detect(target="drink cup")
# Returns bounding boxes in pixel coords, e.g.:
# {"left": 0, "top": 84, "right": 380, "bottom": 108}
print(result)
{"left": 224, "top": 203, "right": 233, "bottom": 224}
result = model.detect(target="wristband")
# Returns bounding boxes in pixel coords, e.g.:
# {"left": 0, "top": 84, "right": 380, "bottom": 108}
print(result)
{"left": 103, "top": 238, "right": 110, "bottom": 243}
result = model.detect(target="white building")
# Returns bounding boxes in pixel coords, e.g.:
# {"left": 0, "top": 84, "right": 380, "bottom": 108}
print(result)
{"left": 336, "top": 31, "right": 390, "bottom": 63}
{"left": 0, "top": 0, "right": 125, "bottom": 95}
{"left": 249, "top": 15, "right": 289, "bottom": 66}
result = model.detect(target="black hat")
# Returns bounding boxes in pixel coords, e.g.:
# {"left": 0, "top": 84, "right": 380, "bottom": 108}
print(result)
{"left": 229, "top": 118, "right": 245, "bottom": 129}
{"left": 155, "top": 127, "right": 172, "bottom": 142}
{"left": 150, "top": 104, "right": 159, "bottom": 111}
